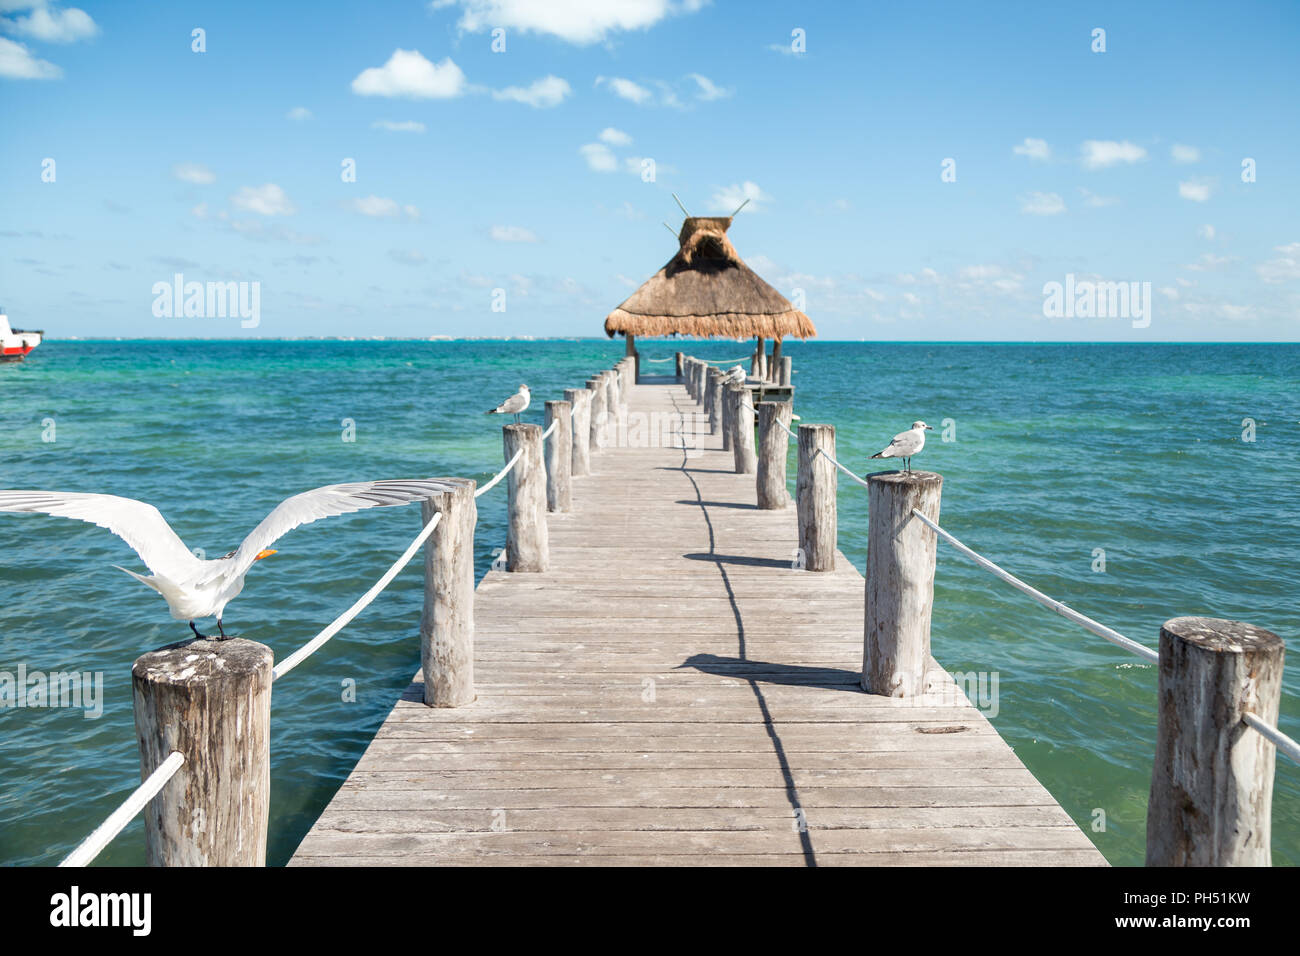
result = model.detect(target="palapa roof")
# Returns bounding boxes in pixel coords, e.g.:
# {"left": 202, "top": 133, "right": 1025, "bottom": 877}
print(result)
{"left": 604, "top": 216, "right": 816, "bottom": 340}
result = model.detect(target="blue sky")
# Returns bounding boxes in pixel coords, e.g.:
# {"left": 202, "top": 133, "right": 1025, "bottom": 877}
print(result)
{"left": 2, "top": 0, "right": 1298, "bottom": 341}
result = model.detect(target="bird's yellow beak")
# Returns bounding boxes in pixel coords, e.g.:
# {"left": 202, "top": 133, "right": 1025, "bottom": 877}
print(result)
{"left": 255, "top": 549, "right": 278, "bottom": 561}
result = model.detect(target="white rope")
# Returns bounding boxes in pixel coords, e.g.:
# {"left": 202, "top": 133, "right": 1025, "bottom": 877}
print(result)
{"left": 272, "top": 511, "right": 442, "bottom": 681}
{"left": 911, "top": 509, "right": 1298, "bottom": 763}
{"left": 692, "top": 356, "right": 752, "bottom": 365}
{"left": 815, "top": 447, "right": 871, "bottom": 489}
{"left": 909, "top": 508, "right": 1159, "bottom": 663}
{"left": 59, "top": 751, "right": 184, "bottom": 867}
{"left": 775, "top": 417, "right": 797, "bottom": 438}
{"left": 542, "top": 420, "right": 557, "bottom": 440}
{"left": 1243, "top": 713, "right": 1300, "bottom": 764}
{"left": 475, "top": 448, "right": 523, "bottom": 498}
{"left": 646, "top": 357, "right": 675, "bottom": 363}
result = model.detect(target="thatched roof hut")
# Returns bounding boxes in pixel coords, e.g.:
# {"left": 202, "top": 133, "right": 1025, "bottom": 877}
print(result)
{"left": 604, "top": 216, "right": 816, "bottom": 342}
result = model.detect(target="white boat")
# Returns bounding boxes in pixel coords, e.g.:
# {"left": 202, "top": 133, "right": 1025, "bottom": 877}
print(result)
{"left": 0, "top": 307, "right": 42, "bottom": 361}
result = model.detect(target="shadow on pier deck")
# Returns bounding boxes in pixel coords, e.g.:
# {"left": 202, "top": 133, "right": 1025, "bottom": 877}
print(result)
{"left": 290, "top": 379, "right": 1105, "bottom": 867}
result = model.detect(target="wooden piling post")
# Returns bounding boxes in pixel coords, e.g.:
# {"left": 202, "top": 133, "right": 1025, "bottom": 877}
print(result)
{"left": 756, "top": 401, "right": 793, "bottom": 509}
{"left": 1146, "top": 617, "right": 1285, "bottom": 866}
{"left": 728, "top": 383, "right": 756, "bottom": 474}
{"left": 771, "top": 338, "right": 783, "bottom": 383}
{"left": 796, "top": 424, "right": 836, "bottom": 571}
{"left": 565, "top": 388, "right": 590, "bottom": 477}
{"left": 132, "top": 638, "right": 272, "bottom": 865}
{"left": 780, "top": 355, "right": 792, "bottom": 387}
{"left": 503, "top": 423, "right": 548, "bottom": 571}
{"left": 720, "top": 375, "right": 733, "bottom": 451}
{"left": 603, "top": 371, "right": 621, "bottom": 448}
{"left": 586, "top": 377, "right": 606, "bottom": 452}
{"left": 675, "top": 351, "right": 683, "bottom": 380}
{"left": 861, "top": 471, "right": 943, "bottom": 697}
{"left": 706, "top": 368, "right": 724, "bottom": 435}
{"left": 420, "top": 477, "right": 477, "bottom": 708}
{"left": 544, "top": 399, "right": 572, "bottom": 513}
{"left": 689, "top": 359, "right": 702, "bottom": 401}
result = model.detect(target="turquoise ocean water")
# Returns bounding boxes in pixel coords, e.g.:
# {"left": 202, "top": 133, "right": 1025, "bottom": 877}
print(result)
{"left": 0, "top": 340, "right": 1296, "bottom": 866}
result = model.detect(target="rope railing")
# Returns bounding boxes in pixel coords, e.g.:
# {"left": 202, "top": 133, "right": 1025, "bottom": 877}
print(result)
{"left": 906, "top": 507, "right": 1299, "bottom": 764}
{"left": 475, "top": 447, "right": 523, "bottom": 498}
{"left": 542, "top": 420, "right": 557, "bottom": 440}
{"left": 59, "top": 751, "right": 184, "bottom": 867}
{"left": 272, "top": 510, "right": 443, "bottom": 681}
{"left": 720, "top": 371, "right": 1299, "bottom": 772}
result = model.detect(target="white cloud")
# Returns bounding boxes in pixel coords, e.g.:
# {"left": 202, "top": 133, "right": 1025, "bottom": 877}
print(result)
{"left": 348, "top": 195, "right": 420, "bottom": 219}
{"left": 490, "top": 225, "right": 539, "bottom": 243}
{"left": 286, "top": 106, "right": 312, "bottom": 121}
{"left": 230, "top": 184, "right": 295, "bottom": 216}
{"left": 1077, "top": 187, "right": 1118, "bottom": 207}
{"left": 1081, "top": 139, "right": 1147, "bottom": 169}
{"left": 579, "top": 142, "right": 617, "bottom": 172}
{"left": 1257, "top": 242, "right": 1300, "bottom": 283}
{"left": 351, "top": 49, "right": 467, "bottom": 99}
{"left": 190, "top": 203, "right": 208, "bottom": 220}
{"left": 0, "top": 35, "right": 60, "bottom": 78}
{"left": 1198, "top": 224, "right": 1215, "bottom": 240}
{"left": 1012, "top": 137, "right": 1050, "bottom": 161}
{"left": 2, "top": 3, "right": 97, "bottom": 43}
{"left": 1020, "top": 191, "right": 1066, "bottom": 215}
{"left": 492, "top": 74, "right": 571, "bottom": 108}
{"left": 372, "top": 119, "right": 426, "bottom": 132}
{"left": 1179, "top": 179, "right": 1212, "bottom": 202}
{"left": 172, "top": 162, "right": 216, "bottom": 185}
{"left": 710, "top": 181, "right": 770, "bottom": 213}
{"left": 1185, "top": 252, "right": 1234, "bottom": 272}
{"left": 1171, "top": 143, "right": 1200, "bottom": 164}
{"left": 598, "top": 76, "right": 652, "bottom": 104}
{"left": 688, "top": 73, "right": 730, "bottom": 100}
{"left": 599, "top": 127, "right": 631, "bottom": 146}
{"left": 435, "top": 0, "right": 702, "bottom": 45}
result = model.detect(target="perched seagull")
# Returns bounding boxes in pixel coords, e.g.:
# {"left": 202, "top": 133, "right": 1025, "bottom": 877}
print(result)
{"left": 725, "top": 365, "right": 747, "bottom": 383}
{"left": 0, "top": 479, "right": 457, "bottom": 639}
{"left": 870, "top": 421, "right": 933, "bottom": 473}
{"left": 486, "top": 383, "right": 530, "bottom": 424}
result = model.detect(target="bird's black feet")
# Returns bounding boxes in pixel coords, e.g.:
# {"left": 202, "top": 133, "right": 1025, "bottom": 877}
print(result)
{"left": 215, "top": 619, "right": 231, "bottom": 640}
{"left": 189, "top": 620, "right": 209, "bottom": 640}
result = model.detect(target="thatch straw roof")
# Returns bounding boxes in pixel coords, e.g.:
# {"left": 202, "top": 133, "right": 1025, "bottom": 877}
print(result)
{"left": 604, "top": 216, "right": 816, "bottom": 340}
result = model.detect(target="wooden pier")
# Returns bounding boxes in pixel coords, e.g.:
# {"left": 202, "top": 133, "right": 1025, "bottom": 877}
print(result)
{"left": 290, "top": 376, "right": 1106, "bottom": 866}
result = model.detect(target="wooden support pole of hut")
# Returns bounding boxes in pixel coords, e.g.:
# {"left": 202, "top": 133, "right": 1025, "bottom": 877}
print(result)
{"left": 682, "top": 357, "right": 693, "bottom": 398}
{"left": 565, "top": 388, "right": 591, "bottom": 477}
{"left": 132, "top": 638, "right": 273, "bottom": 865}
{"left": 796, "top": 424, "right": 836, "bottom": 571}
{"left": 1146, "top": 617, "right": 1285, "bottom": 866}
{"left": 420, "top": 478, "right": 476, "bottom": 708}
{"left": 674, "top": 351, "right": 683, "bottom": 380}
{"left": 586, "top": 376, "right": 606, "bottom": 452}
{"left": 706, "top": 368, "right": 724, "bottom": 435}
{"left": 503, "top": 423, "right": 549, "bottom": 571}
{"left": 779, "top": 355, "right": 793, "bottom": 387}
{"left": 861, "top": 472, "right": 943, "bottom": 697}
{"left": 752, "top": 337, "right": 765, "bottom": 380}
{"left": 728, "top": 382, "right": 757, "bottom": 474}
{"left": 756, "top": 401, "right": 793, "bottom": 509}
{"left": 625, "top": 332, "right": 639, "bottom": 381}
{"left": 770, "top": 337, "right": 783, "bottom": 383}
{"left": 544, "top": 400, "right": 572, "bottom": 513}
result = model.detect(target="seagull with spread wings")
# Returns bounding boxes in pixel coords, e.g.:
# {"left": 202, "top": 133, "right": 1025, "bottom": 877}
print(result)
{"left": 0, "top": 479, "right": 457, "bottom": 639}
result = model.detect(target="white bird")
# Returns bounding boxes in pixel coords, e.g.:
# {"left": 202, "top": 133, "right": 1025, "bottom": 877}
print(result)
{"left": 486, "top": 383, "right": 530, "bottom": 424}
{"left": 725, "top": 365, "right": 746, "bottom": 383}
{"left": 870, "top": 421, "right": 933, "bottom": 473}
{"left": 0, "top": 479, "right": 458, "bottom": 639}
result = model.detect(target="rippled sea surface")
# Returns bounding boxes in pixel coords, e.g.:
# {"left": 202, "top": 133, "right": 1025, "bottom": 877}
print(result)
{"left": 1, "top": 340, "right": 1296, "bottom": 866}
